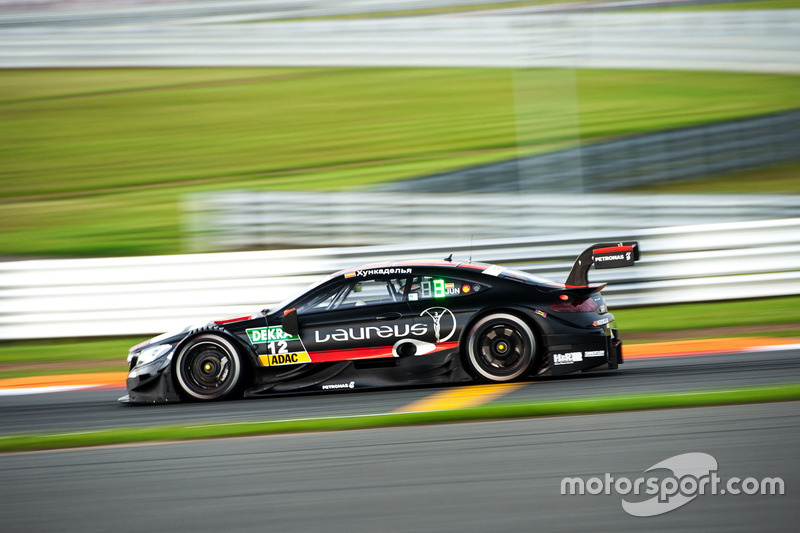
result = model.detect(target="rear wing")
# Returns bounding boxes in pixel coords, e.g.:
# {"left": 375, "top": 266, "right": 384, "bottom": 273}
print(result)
{"left": 565, "top": 242, "right": 640, "bottom": 287}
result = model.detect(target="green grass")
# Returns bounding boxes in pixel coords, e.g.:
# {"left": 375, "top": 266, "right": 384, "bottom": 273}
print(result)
{"left": 7, "top": 67, "right": 796, "bottom": 198}
{"left": 613, "top": 295, "right": 800, "bottom": 333}
{"left": 2, "top": 67, "right": 799, "bottom": 257}
{"left": 0, "top": 337, "right": 134, "bottom": 379}
{"left": 648, "top": 0, "right": 800, "bottom": 11}
{"left": 0, "top": 337, "right": 133, "bottom": 379}
{"left": 1, "top": 383, "right": 797, "bottom": 452}
{"left": 266, "top": 0, "right": 800, "bottom": 20}
{"left": 0, "top": 337, "right": 138, "bottom": 365}
{"left": 268, "top": 1, "right": 578, "bottom": 20}
{"left": 629, "top": 161, "right": 800, "bottom": 194}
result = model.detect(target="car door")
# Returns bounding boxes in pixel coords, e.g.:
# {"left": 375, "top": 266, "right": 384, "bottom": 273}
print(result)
{"left": 297, "top": 275, "right": 419, "bottom": 363}
{"left": 403, "top": 272, "right": 489, "bottom": 352}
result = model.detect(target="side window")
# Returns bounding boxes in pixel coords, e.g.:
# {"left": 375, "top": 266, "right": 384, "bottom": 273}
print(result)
{"left": 408, "top": 276, "right": 483, "bottom": 301}
{"left": 298, "top": 277, "right": 411, "bottom": 313}
{"left": 339, "top": 278, "right": 407, "bottom": 308}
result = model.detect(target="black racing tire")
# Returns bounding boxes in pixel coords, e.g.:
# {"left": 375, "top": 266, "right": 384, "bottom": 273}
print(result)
{"left": 465, "top": 313, "right": 536, "bottom": 382}
{"left": 174, "top": 334, "right": 243, "bottom": 401}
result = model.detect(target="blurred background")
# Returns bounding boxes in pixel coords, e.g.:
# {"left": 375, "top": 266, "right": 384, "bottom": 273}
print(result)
{"left": 2, "top": 5, "right": 799, "bottom": 531}
{"left": 0, "top": 0, "right": 799, "bottom": 362}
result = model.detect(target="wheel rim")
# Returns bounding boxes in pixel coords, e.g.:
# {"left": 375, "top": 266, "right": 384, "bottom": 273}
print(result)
{"left": 467, "top": 314, "right": 534, "bottom": 382}
{"left": 176, "top": 337, "right": 240, "bottom": 400}
{"left": 476, "top": 325, "right": 525, "bottom": 375}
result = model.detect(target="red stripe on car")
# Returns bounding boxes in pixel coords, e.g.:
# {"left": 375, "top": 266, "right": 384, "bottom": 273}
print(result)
{"left": 214, "top": 315, "right": 252, "bottom": 325}
{"left": 593, "top": 245, "right": 633, "bottom": 255}
{"left": 309, "top": 346, "right": 396, "bottom": 363}
{"left": 308, "top": 341, "right": 460, "bottom": 363}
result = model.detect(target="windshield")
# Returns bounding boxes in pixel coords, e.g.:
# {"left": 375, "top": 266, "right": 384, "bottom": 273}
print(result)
{"left": 266, "top": 275, "right": 330, "bottom": 313}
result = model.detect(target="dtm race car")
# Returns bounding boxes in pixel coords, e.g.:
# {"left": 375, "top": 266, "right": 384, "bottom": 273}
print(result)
{"left": 120, "top": 241, "right": 639, "bottom": 403}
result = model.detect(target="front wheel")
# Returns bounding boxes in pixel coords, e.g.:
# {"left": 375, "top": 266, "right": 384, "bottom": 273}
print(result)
{"left": 465, "top": 313, "right": 536, "bottom": 382}
{"left": 174, "top": 334, "right": 243, "bottom": 401}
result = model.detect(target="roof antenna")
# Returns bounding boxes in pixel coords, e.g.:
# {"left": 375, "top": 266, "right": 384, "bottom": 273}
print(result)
{"left": 444, "top": 253, "right": 453, "bottom": 262}
{"left": 469, "top": 235, "right": 473, "bottom": 263}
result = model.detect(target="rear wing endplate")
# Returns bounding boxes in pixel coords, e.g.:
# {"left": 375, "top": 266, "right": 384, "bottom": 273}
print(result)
{"left": 565, "top": 241, "right": 640, "bottom": 287}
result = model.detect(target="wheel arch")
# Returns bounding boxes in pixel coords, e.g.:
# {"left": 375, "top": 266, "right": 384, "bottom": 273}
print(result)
{"left": 175, "top": 326, "right": 257, "bottom": 372}
{"left": 171, "top": 326, "right": 256, "bottom": 400}
{"left": 458, "top": 306, "right": 547, "bottom": 378}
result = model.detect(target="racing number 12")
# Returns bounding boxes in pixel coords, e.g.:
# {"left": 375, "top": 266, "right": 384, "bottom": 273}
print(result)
{"left": 267, "top": 341, "right": 288, "bottom": 355}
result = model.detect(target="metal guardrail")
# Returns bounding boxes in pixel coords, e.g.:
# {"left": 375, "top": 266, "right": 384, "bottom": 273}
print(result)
{"left": 0, "top": 0, "right": 538, "bottom": 26}
{"left": 1, "top": 10, "right": 798, "bottom": 73}
{"left": 382, "top": 110, "right": 800, "bottom": 193}
{"left": 183, "top": 192, "right": 800, "bottom": 250}
{"left": 1, "top": 218, "right": 799, "bottom": 340}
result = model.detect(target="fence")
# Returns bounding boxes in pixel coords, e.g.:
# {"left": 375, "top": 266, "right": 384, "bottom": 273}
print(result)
{"left": 1, "top": 10, "right": 798, "bottom": 73}
{"left": 184, "top": 192, "right": 800, "bottom": 250}
{"left": 0, "top": 1, "right": 558, "bottom": 26}
{"left": 1, "top": 218, "right": 799, "bottom": 340}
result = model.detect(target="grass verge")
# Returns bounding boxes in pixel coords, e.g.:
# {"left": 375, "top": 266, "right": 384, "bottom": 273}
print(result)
{"left": 646, "top": 0, "right": 800, "bottom": 11}
{"left": 1, "top": 383, "right": 797, "bottom": 453}
{"left": 0, "top": 337, "right": 134, "bottom": 379}
{"left": 629, "top": 161, "right": 800, "bottom": 194}
{"left": 2, "top": 67, "right": 799, "bottom": 257}
{"left": 613, "top": 295, "right": 800, "bottom": 333}
{"left": 3, "top": 67, "right": 795, "bottom": 198}
{"left": 266, "top": 0, "right": 800, "bottom": 20}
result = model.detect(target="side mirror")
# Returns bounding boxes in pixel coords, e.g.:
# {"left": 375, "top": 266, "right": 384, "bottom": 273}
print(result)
{"left": 281, "top": 308, "right": 300, "bottom": 337}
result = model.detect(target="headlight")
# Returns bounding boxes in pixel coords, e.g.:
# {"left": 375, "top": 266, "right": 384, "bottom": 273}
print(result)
{"left": 135, "top": 344, "right": 173, "bottom": 366}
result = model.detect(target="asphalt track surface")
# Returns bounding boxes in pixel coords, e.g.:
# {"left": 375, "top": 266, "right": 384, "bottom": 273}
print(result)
{"left": 1, "top": 348, "right": 798, "bottom": 436}
{"left": 1, "top": 401, "right": 798, "bottom": 532}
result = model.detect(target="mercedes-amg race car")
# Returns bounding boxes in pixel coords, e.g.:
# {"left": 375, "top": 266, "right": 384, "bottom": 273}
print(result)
{"left": 120, "top": 242, "right": 639, "bottom": 404}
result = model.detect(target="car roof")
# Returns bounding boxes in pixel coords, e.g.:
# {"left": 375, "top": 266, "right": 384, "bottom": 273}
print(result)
{"left": 331, "top": 260, "right": 569, "bottom": 290}
{"left": 332, "top": 260, "right": 495, "bottom": 279}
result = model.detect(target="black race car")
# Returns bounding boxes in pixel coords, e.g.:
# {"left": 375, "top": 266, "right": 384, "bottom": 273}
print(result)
{"left": 120, "top": 242, "right": 639, "bottom": 403}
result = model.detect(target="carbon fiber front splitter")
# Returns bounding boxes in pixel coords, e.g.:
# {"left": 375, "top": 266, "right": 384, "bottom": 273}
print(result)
{"left": 120, "top": 368, "right": 181, "bottom": 404}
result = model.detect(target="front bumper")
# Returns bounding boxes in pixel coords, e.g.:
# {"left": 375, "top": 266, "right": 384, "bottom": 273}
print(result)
{"left": 119, "top": 360, "right": 181, "bottom": 404}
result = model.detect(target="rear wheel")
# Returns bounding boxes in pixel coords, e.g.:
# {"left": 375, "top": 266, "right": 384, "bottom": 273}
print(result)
{"left": 174, "top": 334, "right": 243, "bottom": 401}
{"left": 465, "top": 313, "right": 535, "bottom": 382}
